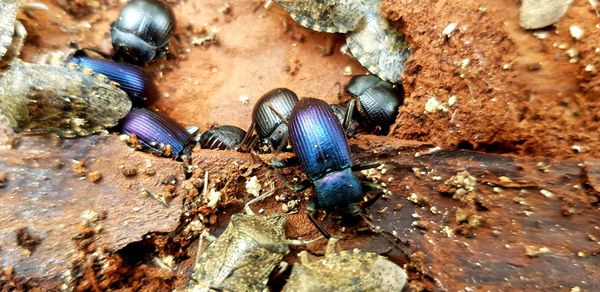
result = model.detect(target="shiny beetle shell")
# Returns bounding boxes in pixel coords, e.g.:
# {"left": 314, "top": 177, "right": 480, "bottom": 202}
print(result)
{"left": 0, "top": 0, "right": 18, "bottom": 61}
{"left": 345, "top": 74, "right": 403, "bottom": 133}
{"left": 283, "top": 249, "right": 407, "bottom": 291}
{"left": 120, "top": 108, "right": 191, "bottom": 157}
{"left": 355, "top": 86, "right": 402, "bottom": 133}
{"left": 199, "top": 125, "right": 246, "bottom": 150}
{"left": 289, "top": 98, "right": 362, "bottom": 210}
{"left": 0, "top": 60, "right": 131, "bottom": 137}
{"left": 68, "top": 56, "right": 153, "bottom": 107}
{"left": 189, "top": 214, "right": 289, "bottom": 292}
{"left": 111, "top": 0, "right": 175, "bottom": 65}
{"left": 252, "top": 88, "right": 298, "bottom": 148}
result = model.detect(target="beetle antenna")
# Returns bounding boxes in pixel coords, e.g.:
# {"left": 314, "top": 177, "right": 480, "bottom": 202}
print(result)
{"left": 308, "top": 210, "right": 331, "bottom": 239}
{"left": 267, "top": 104, "right": 289, "bottom": 124}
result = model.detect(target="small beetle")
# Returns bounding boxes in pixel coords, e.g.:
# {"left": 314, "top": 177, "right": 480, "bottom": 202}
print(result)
{"left": 67, "top": 55, "right": 154, "bottom": 107}
{"left": 279, "top": 97, "right": 391, "bottom": 237}
{"left": 241, "top": 88, "right": 299, "bottom": 152}
{"left": 120, "top": 108, "right": 192, "bottom": 158}
{"left": 111, "top": 0, "right": 176, "bottom": 65}
{"left": 344, "top": 74, "right": 403, "bottom": 134}
{"left": 198, "top": 125, "right": 246, "bottom": 150}
{"left": 288, "top": 98, "right": 362, "bottom": 215}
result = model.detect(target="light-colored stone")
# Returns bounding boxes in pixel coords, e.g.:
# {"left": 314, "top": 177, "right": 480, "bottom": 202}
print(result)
{"left": 520, "top": 0, "right": 573, "bottom": 29}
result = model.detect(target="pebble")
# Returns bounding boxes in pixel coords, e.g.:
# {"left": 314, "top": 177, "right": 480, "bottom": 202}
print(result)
{"left": 519, "top": 0, "right": 573, "bottom": 29}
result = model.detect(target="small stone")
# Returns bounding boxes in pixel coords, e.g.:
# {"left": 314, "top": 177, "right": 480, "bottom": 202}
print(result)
{"left": 519, "top": 0, "right": 573, "bottom": 29}
{"left": 584, "top": 64, "right": 596, "bottom": 72}
{"left": 525, "top": 245, "right": 551, "bottom": 257}
{"left": 245, "top": 176, "right": 261, "bottom": 197}
{"left": 239, "top": 95, "right": 249, "bottom": 105}
{"left": 448, "top": 95, "right": 457, "bottom": 106}
{"left": 442, "top": 23, "right": 458, "bottom": 38}
{"left": 121, "top": 167, "right": 137, "bottom": 177}
{"left": 569, "top": 25, "right": 584, "bottom": 40}
{"left": 532, "top": 30, "right": 549, "bottom": 39}
{"left": 540, "top": 189, "right": 554, "bottom": 198}
{"left": 424, "top": 96, "right": 448, "bottom": 113}
{"left": 87, "top": 171, "right": 102, "bottom": 183}
{"left": 343, "top": 66, "right": 353, "bottom": 76}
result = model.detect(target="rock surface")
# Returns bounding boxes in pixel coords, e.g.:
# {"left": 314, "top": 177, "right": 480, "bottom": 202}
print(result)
{"left": 0, "top": 135, "right": 185, "bottom": 282}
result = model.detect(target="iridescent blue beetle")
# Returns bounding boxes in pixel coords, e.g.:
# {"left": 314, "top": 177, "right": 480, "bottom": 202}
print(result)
{"left": 121, "top": 108, "right": 192, "bottom": 159}
{"left": 279, "top": 98, "right": 383, "bottom": 237}
{"left": 67, "top": 55, "right": 155, "bottom": 107}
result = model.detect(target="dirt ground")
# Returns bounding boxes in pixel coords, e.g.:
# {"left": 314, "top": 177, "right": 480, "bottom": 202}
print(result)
{"left": 1, "top": 0, "right": 599, "bottom": 291}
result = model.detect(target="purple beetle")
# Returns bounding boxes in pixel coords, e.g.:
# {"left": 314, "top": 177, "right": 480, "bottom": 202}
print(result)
{"left": 121, "top": 108, "right": 191, "bottom": 158}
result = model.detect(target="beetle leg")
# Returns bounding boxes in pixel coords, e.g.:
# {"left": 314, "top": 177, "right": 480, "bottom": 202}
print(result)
{"left": 360, "top": 182, "right": 385, "bottom": 208}
{"left": 73, "top": 47, "right": 113, "bottom": 60}
{"left": 244, "top": 188, "right": 275, "bottom": 215}
{"left": 273, "top": 166, "right": 311, "bottom": 191}
{"left": 351, "top": 161, "right": 384, "bottom": 171}
{"left": 285, "top": 236, "right": 325, "bottom": 246}
{"left": 307, "top": 203, "right": 331, "bottom": 239}
{"left": 342, "top": 99, "right": 355, "bottom": 135}
{"left": 270, "top": 133, "right": 310, "bottom": 191}
{"left": 352, "top": 160, "right": 417, "bottom": 172}
{"left": 239, "top": 122, "right": 256, "bottom": 149}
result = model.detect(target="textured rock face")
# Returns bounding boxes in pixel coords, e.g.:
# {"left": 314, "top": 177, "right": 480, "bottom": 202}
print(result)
{"left": 0, "top": 135, "right": 185, "bottom": 281}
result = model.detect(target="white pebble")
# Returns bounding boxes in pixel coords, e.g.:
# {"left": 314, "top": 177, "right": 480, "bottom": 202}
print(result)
{"left": 569, "top": 25, "right": 584, "bottom": 40}
{"left": 442, "top": 23, "right": 458, "bottom": 38}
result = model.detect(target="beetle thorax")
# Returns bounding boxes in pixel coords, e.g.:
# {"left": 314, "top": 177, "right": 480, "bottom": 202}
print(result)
{"left": 313, "top": 168, "right": 362, "bottom": 210}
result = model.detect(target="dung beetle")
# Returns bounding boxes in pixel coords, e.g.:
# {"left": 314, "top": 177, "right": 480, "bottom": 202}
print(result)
{"left": 198, "top": 125, "right": 247, "bottom": 150}
{"left": 278, "top": 98, "right": 384, "bottom": 237}
{"left": 111, "top": 0, "right": 176, "bottom": 65}
{"left": 120, "top": 108, "right": 192, "bottom": 158}
{"left": 241, "top": 88, "right": 299, "bottom": 152}
{"left": 67, "top": 55, "right": 155, "bottom": 107}
{"left": 344, "top": 74, "right": 403, "bottom": 134}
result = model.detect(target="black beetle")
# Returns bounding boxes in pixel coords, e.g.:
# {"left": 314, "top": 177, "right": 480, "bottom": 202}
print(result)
{"left": 241, "top": 88, "right": 299, "bottom": 152}
{"left": 278, "top": 97, "right": 385, "bottom": 237}
{"left": 111, "top": 0, "right": 176, "bottom": 65}
{"left": 344, "top": 74, "right": 403, "bottom": 134}
{"left": 199, "top": 125, "right": 247, "bottom": 150}
{"left": 67, "top": 55, "right": 155, "bottom": 107}
{"left": 120, "top": 108, "right": 192, "bottom": 158}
